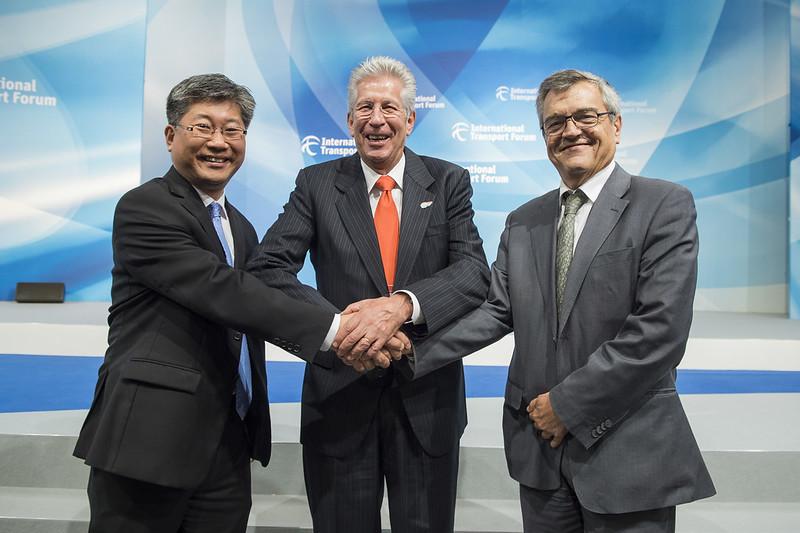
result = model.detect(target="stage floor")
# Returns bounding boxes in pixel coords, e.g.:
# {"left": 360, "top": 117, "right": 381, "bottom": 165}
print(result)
{"left": 1, "top": 303, "right": 799, "bottom": 532}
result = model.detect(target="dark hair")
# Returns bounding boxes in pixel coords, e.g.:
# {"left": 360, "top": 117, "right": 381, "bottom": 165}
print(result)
{"left": 535, "top": 69, "right": 620, "bottom": 126}
{"left": 166, "top": 73, "right": 256, "bottom": 128}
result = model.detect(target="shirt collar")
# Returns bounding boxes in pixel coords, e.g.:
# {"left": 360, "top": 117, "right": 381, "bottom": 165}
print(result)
{"left": 192, "top": 186, "right": 228, "bottom": 219}
{"left": 361, "top": 154, "right": 406, "bottom": 193}
{"left": 558, "top": 160, "right": 616, "bottom": 204}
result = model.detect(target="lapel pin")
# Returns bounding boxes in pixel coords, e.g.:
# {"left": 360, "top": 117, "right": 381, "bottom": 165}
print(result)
{"left": 420, "top": 201, "right": 433, "bottom": 209}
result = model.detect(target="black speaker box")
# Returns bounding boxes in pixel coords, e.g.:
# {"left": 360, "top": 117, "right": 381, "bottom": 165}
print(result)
{"left": 15, "top": 282, "right": 65, "bottom": 303}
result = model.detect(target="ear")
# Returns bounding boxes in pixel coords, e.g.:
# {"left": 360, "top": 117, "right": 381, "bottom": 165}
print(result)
{"left": 347, "top": 112, "right": 355, "bottom": 137}
{"left": 165, "top": 125, "right": 175, "bottom": 152}
{"left": 406, "top": 110, "right": 416, "bottom": 135}
{"left": 613, "top": 114, "right": 622, "bottom": 144}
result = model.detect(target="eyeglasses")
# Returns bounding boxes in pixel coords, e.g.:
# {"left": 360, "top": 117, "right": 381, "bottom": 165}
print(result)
{"left": 541, "top": 111, "right": 614, "bottom": 137}
{"left": 174, "top": 123, "right": 247, "bottom": 141}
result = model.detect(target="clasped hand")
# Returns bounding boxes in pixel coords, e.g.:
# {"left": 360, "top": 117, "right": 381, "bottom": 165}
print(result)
{"left": 332, "top": 294, "right": 413, "bottom": 373}
{"left": 527, "top": 392, "right": 568, "bottom": 448}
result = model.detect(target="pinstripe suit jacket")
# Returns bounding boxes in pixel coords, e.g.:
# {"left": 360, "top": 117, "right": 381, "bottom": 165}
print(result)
{"left": 409, "top": 166, "right": 715, "bottom": 513}
{"left": 247, "top": 149, "right": 489, "bottom": 457}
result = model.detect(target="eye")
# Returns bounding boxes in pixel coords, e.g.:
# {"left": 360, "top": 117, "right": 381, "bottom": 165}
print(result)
{"left": 192, "top": 123, "right": 212, "bottom": 133}
{"left": 544, "top": 116, "right": 565, "bottom": 133}
{"left": 574, "top": 112, "right": 597, "bottom": 125}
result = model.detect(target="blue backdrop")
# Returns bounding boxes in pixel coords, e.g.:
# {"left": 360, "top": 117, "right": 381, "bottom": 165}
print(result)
{"left": 0, "top": 0, "right": 793, "bottom": 315}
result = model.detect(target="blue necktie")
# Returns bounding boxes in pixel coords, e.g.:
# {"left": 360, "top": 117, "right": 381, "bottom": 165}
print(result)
{"left": 208, "top": 202, "right": 252, "bottom": 419}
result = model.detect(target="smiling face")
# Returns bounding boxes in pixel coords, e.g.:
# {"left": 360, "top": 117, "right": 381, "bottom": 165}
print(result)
{"left": 165, "top": 100, "right": 246, "bottom": 199}
{"left": 348, "top": 75, "right": 415, "bottom": 174}
{"left": 542, "top": 81, "right": 621, "bottom": 188}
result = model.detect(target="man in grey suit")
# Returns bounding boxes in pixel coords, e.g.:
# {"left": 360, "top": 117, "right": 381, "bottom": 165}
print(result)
{"left": 247, "top": 56, "right": 489, "bottom": 532}
{"left": 407, "top": 69, "right": 715, "bottom": 532}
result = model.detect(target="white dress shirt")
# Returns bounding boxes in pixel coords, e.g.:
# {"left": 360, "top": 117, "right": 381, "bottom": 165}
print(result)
{"left": 558, "top": 161, "right": 616, "bottom": 253}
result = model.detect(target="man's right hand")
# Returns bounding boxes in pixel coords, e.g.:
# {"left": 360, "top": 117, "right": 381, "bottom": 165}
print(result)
{"left": 335, "top": 313, "right": 411, "bottom": 373}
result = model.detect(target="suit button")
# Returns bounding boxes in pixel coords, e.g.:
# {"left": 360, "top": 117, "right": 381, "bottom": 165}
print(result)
{"left": 272, "top": 337, "right": 280, "bottom": 343}
{"left": 292, "top": 346, "right": 300, "bottom": 354}
{"left": 233, "top": 332, "right": 242, "bottom": 341}
{"left": 600, "top": 421, "right": 608, "bottom": 430}
{"left": 591, "top": 430, "right": 599, "bottom": 439}
{"left": 605, "top": 419, "right": 613, "bottom": 428}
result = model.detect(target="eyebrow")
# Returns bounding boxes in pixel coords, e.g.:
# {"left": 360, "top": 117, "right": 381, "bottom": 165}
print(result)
{"left": 544, "top": 107, "right": 601, "bottom": 120}
{"left": 188, "top": 113, "right": 243, "bottom": 126}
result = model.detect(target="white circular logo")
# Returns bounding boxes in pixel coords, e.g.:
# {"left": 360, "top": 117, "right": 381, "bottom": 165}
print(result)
{"left": 451, "top": 122, "right": 470, "bottom": 142}
{"left": 495, "top": 85, "right": 510, "bottom": 102}
{"left": 301, "top": 135, "right": 320, "bottom": 156}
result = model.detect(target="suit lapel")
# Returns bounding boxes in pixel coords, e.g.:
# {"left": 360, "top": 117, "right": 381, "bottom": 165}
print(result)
{"left": 558, "top": 166, "right": 631, "bottom": 335}
{"left": 395, "top": 150, "right": 435, "bottom": 289}
{"left": 226, "top": 202, "right": 248, "bottom": 268}
{"left": 335, "top": 155, "right": 388, "bottom": 294}
{"left": 165, "top": 167, "right": 227, "bottom": 262}
{"left": 529, "top": 190, "right": 560, "bottom": 339}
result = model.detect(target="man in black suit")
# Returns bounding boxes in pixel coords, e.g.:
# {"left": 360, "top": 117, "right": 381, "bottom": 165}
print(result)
{"left": 73, "top": 74, "right": 380, "bottom": 533}
{"left": 247, "top": 56, "right": 490, "bottom": 532}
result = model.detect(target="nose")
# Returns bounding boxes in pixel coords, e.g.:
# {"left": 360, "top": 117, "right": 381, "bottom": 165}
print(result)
{"left": 368, "top": 106, "right": 386, "bottom": 126}
{"left": 206, "top": 129, "right": 228, "bottom": 147}
{"left": 561, "top": 116, "right": 582, "bottom": 137}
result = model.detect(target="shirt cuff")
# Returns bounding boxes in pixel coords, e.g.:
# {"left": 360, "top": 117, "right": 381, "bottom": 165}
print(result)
{"left": 394, "top": 290, "right": 425, "bottom": 325}
{"left": 319, "top": 313, "right": 340, "bottom": 352}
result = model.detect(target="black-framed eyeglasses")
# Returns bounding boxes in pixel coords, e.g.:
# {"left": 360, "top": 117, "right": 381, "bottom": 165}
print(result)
{"left": 541, "top": 111, "right": 614, "bottom": 137}
{"left": 174, "top": 123, "right": 247, "bottom": 141}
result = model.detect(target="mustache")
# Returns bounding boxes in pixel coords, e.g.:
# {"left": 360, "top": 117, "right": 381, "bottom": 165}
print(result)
{"left": 557, "top": 137, "right": 593, "bottom": 150}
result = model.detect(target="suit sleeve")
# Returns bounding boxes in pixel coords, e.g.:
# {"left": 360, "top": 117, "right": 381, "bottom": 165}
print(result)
{"left": 114, "top": 185, "right": 333, "bottom": 362}
{"left": 246, "top": 168, "right": 340, "bottom": 314}
{"left": 404, "top": 168, "right": 490, "bottom": 335}
{"left": 549, "top": 185, "right": 698, "bottom": 449}
{"left": 409, "top": 215, "right": 514, "bottom": 378}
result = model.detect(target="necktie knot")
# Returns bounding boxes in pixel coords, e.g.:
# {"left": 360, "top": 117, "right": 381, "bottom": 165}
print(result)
{"left": 376, "top": 175, "right": 396, "bottom": 193}
{"left": 208, "top": 201, "right": 223, "bottom": 218}
{"left": 562, "top": 190, "right": 587, "bottom": 216}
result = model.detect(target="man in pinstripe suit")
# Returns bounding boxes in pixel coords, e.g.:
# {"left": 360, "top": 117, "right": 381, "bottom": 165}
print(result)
{"left": 247, "top": 56, "right": 489, "bottom": 532}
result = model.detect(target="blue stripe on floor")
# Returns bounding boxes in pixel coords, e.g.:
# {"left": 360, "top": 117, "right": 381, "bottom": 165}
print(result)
{"left": 1, "top": 354, "right": 800, "bottom": 413}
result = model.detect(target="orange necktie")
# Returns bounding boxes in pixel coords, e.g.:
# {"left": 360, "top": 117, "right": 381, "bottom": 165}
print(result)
{"left": 374, "top": 175, "right": 400, "bottom": 292}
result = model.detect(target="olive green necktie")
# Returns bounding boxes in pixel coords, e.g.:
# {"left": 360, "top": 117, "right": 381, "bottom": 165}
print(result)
{"left": 556, "top": 190, "right": 588, "bottom": 316}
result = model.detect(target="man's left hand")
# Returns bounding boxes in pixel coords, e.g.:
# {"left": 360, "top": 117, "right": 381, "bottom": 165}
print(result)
{"left": 528, "top": 392, "right": 568, "bottom": 448}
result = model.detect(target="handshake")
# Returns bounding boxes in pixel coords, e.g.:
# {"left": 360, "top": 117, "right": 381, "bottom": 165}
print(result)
{"left": 331, "top": 293, "right": 414, "bottom": 373}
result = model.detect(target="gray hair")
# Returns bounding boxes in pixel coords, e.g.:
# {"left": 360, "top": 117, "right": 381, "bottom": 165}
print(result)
{"left": 347, "top": 56, "right": 416, "bottom": 117}
{"left": 166, "top": 73, "right": 256, "bottom": 128}
{"left": 535, "top": 69, "right": 620, "bottom": 126}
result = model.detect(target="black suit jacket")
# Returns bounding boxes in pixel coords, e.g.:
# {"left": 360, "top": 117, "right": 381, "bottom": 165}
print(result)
{"left": 74, "top": 167, "right": 333, "bottom": 489}
{"left": 247, "top": 149, "right": 489, "bottom": 457}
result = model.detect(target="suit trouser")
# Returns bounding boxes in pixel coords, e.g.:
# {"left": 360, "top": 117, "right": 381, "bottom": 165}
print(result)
{"left": 303, "top": 378, "right": 459, "bottom": 533}
{"left": 87, "top": 405, "right": 252, "bottom": 533}
{"left": 519, "top": 437, "right": 675, "bottom": 533}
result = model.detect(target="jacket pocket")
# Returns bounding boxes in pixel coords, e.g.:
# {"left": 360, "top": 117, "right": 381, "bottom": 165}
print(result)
{"left": 590, "top": 246, "right": 634, "bottom": 268}
{"left": 504, "top": 380, "right": 526, "bottom": 411}
{"left": 122, "top": 358, "right": 201, "bottom": 394}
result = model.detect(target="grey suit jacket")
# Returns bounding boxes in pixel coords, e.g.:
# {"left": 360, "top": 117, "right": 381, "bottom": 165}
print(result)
{"left": 247, "top": 148, "right": 489, "bottom": 457}
{"left": 410, "top": 165, "right": 715, "bottom": 513}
